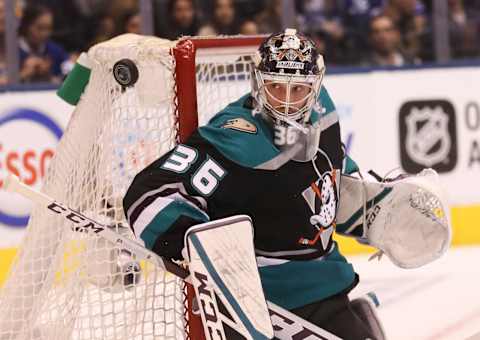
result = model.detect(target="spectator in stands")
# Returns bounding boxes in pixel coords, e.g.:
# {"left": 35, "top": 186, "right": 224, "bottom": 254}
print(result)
{"left": 255, "top": 0, "right": 283, "bottom": 34}
{"left": 341, "top": 0, "right": 384, "bottom": 59}
{"left": 107, "top": 0, "right": 138, "bottom": 28}
{"left": 363, "top": 14, "right": 417, "bottom": 66}
{"left": 448, "top": 0, "right": 480, "bottom": 58}
{"left": 382, "top": 0, "right": 426, "bottom": 61}
{"left": 296, "top": 0, "right": 344, "bottom": 39}
{"left": 88, "top": 14, "right": 116, "bottom": 47}
{"left": 198, "top": 0, "right": 238, "bottom": 36}
{"left": 18, "top": 4, "right": 69, "bottom": 83}
{"left": 343, "top": 0, "right": 384, "bottom": 27}
{"left": 308, "top": 29, "right": 354, "bottom": 66}
{"left": 0, "top": 0, "right": 7, "bottom": 85}
{"left": 297, "top": 0, "right": 358, "bottom": 65}
{"left": 119, "top": 10, "right": 141, "bottom": 35}
{"left": 157, "top": 0, "right": 200, "bottom": 40}
{"left": 34, "top": 0, "right": 109, "bottom": 53}
{"left": 239, "top": 20, "right": 259, "bottom": 35}
{"left": 235, "top": 0, "right": 264, "bottom": 22}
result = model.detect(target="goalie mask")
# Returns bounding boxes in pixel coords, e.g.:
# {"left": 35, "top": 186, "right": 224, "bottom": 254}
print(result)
{"left": 252, "top": 28, "right": 326, "bottom": 162}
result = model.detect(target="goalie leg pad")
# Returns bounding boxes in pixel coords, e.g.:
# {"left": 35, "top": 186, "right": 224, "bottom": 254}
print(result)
{"left": 185, "top": 215, "right": 274, "bottom": 340}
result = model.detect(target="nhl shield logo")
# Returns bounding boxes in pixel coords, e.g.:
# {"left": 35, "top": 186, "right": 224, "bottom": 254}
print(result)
{"left": 405, "top": 107, "right": 451, "bottom": 167}
{"left": 399, "top": 100, "right": 457, "bottom": 173}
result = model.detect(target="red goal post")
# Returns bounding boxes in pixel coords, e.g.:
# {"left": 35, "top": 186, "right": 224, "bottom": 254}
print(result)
{"left": 173, "top": 35, "right": 266, "bottom": 340}
{"left": 173, "top": 35, "right": 266, "bottom": 143}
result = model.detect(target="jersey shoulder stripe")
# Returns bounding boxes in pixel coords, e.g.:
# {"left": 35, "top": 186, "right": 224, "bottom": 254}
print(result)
{"left": 310, "top": 85, "right": 338, "bottom": 129}
{"left": 139, "top": 199, "right": 209, "bottom": 250}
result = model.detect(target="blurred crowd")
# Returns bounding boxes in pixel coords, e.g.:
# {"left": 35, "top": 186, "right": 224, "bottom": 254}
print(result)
{"left": 0, "top": 0, "right": 480, "bottom": 84}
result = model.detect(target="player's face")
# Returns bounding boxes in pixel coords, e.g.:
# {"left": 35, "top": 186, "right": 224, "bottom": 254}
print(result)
{"left": 264, "top": 80, "right": 312, "bottom": 114}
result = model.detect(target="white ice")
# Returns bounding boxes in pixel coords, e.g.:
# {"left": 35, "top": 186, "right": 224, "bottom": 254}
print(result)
{"left": 349, "top": 246, "right": 480, "bottom": 340}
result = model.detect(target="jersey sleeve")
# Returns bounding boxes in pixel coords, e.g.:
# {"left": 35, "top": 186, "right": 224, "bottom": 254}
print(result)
{"left": 123, "top": 144, "right": 213, "bottom": 260}
{"left": 318, "top": 86, "right": 356, "bottom": 238}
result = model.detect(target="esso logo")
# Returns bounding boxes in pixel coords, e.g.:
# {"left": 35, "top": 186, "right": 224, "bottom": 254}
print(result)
{"left": 0, "top": 108, "right": 63, "bottom": 227}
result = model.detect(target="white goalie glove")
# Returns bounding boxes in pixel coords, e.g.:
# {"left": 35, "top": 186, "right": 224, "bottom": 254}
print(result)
{"left": 336, "top": 168, "right": 451, "bottom": 269}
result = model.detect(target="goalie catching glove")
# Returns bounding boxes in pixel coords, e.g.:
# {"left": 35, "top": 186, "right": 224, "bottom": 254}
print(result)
{"left": 336, "top": 168, "right": 451, "bottom": 269}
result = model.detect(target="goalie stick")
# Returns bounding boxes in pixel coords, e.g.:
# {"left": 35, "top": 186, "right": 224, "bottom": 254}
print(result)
{"left": 3, "top": 174, "right": 341, "bottom": 340}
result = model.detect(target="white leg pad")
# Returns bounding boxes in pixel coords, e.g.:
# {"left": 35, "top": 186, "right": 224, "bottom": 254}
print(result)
{"left": 185, "top": 215, "right": 274, "bottom": 340}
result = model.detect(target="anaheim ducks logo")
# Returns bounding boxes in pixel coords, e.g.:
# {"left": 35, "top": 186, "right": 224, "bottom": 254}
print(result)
{"left": 298, "top": 170, "right": 338, "bottom": 250}
{"left": 266, "top": 32, "right": 314, "bottom": 63}
{"left": 222, "top": 118, "right": 257, "bottom": 134}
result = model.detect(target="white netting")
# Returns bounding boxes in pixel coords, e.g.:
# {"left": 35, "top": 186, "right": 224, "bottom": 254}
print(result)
{"left": 196, "top": 50, "right": 252, "bottom": 125}
{"left": 0, "top": 34, "right": 257, "bottom": 340}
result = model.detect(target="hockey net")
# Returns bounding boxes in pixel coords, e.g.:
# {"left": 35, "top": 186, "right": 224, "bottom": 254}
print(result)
{"left": 0, "top": 34, "right": 264, "bottom": 340}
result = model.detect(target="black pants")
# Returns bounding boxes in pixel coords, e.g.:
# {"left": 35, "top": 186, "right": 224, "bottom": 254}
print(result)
{"left": 282, "top": 293, "right": 377, "bottom": 340}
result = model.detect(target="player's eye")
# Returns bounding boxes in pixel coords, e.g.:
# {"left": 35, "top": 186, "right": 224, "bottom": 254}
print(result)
{"left": 292, "top": 85, "right": 310, "bottom": 94}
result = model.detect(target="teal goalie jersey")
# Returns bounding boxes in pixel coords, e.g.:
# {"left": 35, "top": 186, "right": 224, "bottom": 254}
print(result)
{"left": 123, "top": 86, "right": 357, "bottom": 310}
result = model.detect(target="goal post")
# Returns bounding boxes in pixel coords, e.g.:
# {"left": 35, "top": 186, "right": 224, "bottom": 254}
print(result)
{"left": 0, "top": 34, "right": 265, "bottom": 340}
{"left": 174, "top": 36, "right": 265, "bottom": 143}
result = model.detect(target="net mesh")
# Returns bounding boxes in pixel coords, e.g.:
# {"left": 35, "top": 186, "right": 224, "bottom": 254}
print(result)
{"left": 0, "top": 34, "right": 257, "bottom": 340}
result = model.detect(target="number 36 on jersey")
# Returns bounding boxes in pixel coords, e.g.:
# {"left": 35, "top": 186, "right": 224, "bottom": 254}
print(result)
{"left": 161, "top": 145, "right": 226, "bottom": 196}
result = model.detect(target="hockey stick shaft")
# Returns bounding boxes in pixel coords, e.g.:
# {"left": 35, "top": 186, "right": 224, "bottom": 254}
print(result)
{"left": 3, "top": 174, "right": 340, "bottom": 340}
{"left": 3, "top": 174, "right": 189, "bottom": 280}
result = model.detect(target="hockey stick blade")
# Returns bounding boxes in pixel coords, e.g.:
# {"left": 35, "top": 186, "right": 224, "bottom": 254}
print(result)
{"left": 3, "top": 174, "right": 340, "bottom": 340}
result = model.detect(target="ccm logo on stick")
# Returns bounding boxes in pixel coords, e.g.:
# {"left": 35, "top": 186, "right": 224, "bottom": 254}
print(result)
{"left": 47, "top": 202, "right": 104, "bottom": 234}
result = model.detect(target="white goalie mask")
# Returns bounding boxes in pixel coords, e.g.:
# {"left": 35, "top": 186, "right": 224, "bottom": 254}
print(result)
{"left": 252, "top": 28, "right": 326, "bottom": 162}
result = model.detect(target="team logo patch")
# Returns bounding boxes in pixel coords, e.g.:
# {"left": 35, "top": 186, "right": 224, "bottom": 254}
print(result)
{"left": 222, "top": 118, "right": 257, "bottom": 134}
{"left": 299, "top": 171, "right": 338, "bottom": 250}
